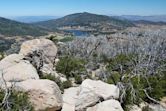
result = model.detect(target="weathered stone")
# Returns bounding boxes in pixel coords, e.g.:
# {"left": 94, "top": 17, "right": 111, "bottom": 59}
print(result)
{"left": 81, "top": 79, "right": 119, "bottom": 100}
{"left": 62, "top": 87, "right": 80, "bottom": 111}
{"left": 19, "top": 39, "right": 58, "bottom": 74}
{"left": 15, "top": 79, "right": 63, "bottom": 111}
{"left": 87, "top": 99, "right": 124, "bottom": 111}
{"left": 75, "top": 87, "right": 100, "bottom": 111}
{"left": 75, "top": 79, "right": 120, "bottom": 110}
{"left": 0, "top": 54, "right": 39, "bottom": 82}
{"left": 0, "top": 54, "right": 23, "bottom": 70}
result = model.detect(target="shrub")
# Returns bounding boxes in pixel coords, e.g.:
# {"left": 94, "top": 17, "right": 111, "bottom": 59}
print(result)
{"left": 74, "top": 75, "right": 82, "bottom": 84}
{"left": 0, "top": 52, "right": 5, "bottom": 60}
{"left": 62, "top": 80, "right": 72, "bottom": 89}
{"left": 40, "top": 74, "right": 57, "bottom": 81}
{"left": 106, "top": 53, "right": 135, "bottom": 73}
{"left": 59, "top": 37, "right": 74, "bottom": 42}
{"left": 107, "top": 71, "right": 121, "bottom": 85}
{"left": 0, "top": 90, "right": 33, "bottom": 111}
{"left": 48, "top": 35, "right": 59, "bottom": 43}
{"left": 106, "top": 54, "right": 166, "bottom": 109}
{"left": 147, "top": 74, "right": 166, "bottom": 101}
{"left": 56, "top": 56, "right": 87, "bottom": 78}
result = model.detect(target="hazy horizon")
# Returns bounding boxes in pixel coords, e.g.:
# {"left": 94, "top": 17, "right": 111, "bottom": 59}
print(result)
{"left": 0, "top": 0, "right": 166, "bottom": 17}
{"left": 4, "top": 13, "right": 166, "bottom": 18}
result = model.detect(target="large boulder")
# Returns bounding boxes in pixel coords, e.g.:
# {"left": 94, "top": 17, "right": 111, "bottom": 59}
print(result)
{"left": 15, "top": 79, "right": 63, "bottom": 111}
{"left": 80, "top": 79, "right": 119, "bottom": 100}
{"left": 19, "top": 39, "right": 58, "bottom": 74}
{"left": 75, "top": 87, "right": 100, "bottom": 111}
{"left": 0, "top": 54, "right": 39, "bottom": 82}
{"left": 0, "top": 54, "right": 23, "bottom": 69}
{"left": 62, "top": 87, "right": 80, "bottom": 111}
{"left": 75, "top": 79, "right": 120, "bottom": 110}
{"left": 62, "top": 79, "right": 121, "bottom": 111}
{"left": 86, "top": 99, "right": 124, "bottom": 111}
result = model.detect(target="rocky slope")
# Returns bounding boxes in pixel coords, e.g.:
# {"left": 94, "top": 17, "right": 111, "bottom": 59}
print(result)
{"left": 0, "top": 38, "right": 122, "bottom": 111}
{"left": 0, "top": 38, "right": 165, "bottom": 111}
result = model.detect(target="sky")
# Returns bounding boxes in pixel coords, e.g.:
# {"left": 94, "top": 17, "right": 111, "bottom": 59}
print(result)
{"left": 0, "top": 0, "right": 166, "bottom": 17}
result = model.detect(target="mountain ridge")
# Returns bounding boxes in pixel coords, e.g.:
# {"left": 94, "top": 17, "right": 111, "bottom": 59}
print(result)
{"left": 34, "top": 12, "right": 135, "bottom": 31}
{"left": 118, "top": 15, "right": 166, "bottom": 22}
{"left": 0, "top": 17, "right": 47, "bottom": 36}
{"left": 8, "top": 16, "right": 59, "bottom": 23}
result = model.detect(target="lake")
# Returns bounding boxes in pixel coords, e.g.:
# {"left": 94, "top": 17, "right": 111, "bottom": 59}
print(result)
{"left": 65, "top": 30, "right": 89, "bottom": 37}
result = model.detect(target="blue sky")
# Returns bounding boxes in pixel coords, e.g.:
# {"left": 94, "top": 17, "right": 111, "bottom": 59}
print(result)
{"left": 0, "top": 0, "right": 166, "bottom": 17}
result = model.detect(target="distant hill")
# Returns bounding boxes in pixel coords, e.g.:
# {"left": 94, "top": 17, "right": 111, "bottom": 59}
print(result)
{"left": 0, "top": 17, "right": 47, "bottom": 36}
{"left": 134, "top": 20, "right": 166, "bottom": 25}
{"left": 35, "top": 12, "right": 134, "bottom": 30}
{"left": 9, "top": 16, "right": 59, "bottom": 23}
{"left": 119, "top": 15, "right": 166, "bottom": 22}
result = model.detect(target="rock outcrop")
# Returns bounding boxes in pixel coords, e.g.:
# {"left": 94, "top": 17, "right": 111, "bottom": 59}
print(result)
{"left": 0, "top": 39, "right": 63, "bottom": 111}
{"left": 0, "top": 39, "right": 125, "bottom": 111}
{"left": 62, "top": 87, "right": 80, "bottom": 111}
{"left": 80, "top": 79, "right": 119, "bottom": 100}
{"left": 76, "top": 87, "right": 100, "bottom": 110}
{"left": 19, "top": 39, "right": 58, "bottom": 74}
{"left": 0, "top": 54, "right": 39, "bottom": 82}
{"left": 0, "top": 54, "right": 23, "bottom": 69}
{"left": 15, "top": 79, "right": 63, "bottom": 111}
{"left": 86, "top": 99, "right": 124, "bottom": 111}
{"left": 62, "top": 79, "right": 120, "bottom": 111}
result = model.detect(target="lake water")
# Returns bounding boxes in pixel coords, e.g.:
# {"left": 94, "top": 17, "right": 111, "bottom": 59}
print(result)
{"left": 65, "top": 30, "right": 89, "bottom": 37}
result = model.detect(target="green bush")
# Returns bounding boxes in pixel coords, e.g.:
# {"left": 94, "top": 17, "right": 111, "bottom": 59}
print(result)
{"left": 106, "top": 54, "right": 166, "bottom": 109}
{"left": 74, "top": 75, "right": 82, "bottom": 84}
{"left": 59, "top": 37, "right": 74, "bottom": 42}
{"left": 107, "top": 71, "right": 121, "bottom": 85}
{"left": 147, "top": 74, "right": 166, "bottom": 101}
{"left": 122, "top": 74, "right": 165, "bottom": 109}
{"left": 48, "top": 35, "right": 59, "bottom": 43}
{"left": 0, "top": 52, "right": 5, "bottom": 60}
{"left": 48, "top": 35, "right": 75, "bottom": 43}
{"left": 56, "top": 56, "right": 87, "bottom": 78}
{"left": 0, "top": 90, "right": 33, "bottom": 111}
{"left": 40, "top": 74, "right": 57, "bottom": 81}
{"left": 106, "top": 53, "right": 135, "bottom": 73}
{"left": 62, "top": 80, "right": 72, "bottom": 89}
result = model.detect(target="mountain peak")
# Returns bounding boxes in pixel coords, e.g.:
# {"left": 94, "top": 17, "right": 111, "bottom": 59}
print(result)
{"left": 35, "top": 12, "right": 134, "bottom": 31}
